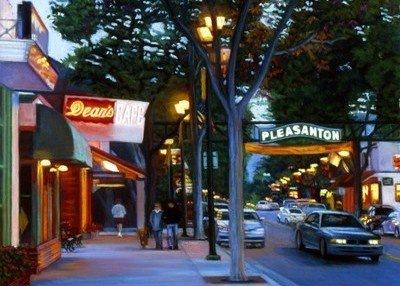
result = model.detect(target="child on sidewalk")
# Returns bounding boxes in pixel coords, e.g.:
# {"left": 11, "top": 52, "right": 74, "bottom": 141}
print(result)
{"left": 149, "top": 202, "right": 164, "bottom": 250}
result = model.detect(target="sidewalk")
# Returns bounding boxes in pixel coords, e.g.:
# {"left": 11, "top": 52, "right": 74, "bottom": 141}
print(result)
{"left": 30, "top": 234, "right": 281, "bottom": 286}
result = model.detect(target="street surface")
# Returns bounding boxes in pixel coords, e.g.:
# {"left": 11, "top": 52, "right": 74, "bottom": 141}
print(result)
{"left": 246, "top": 210, "right": 400, "bottom": 286}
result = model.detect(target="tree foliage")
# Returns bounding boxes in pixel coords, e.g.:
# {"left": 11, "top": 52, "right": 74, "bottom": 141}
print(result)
{"left": 50, "top": 0, "right": 186, "bottom": 100}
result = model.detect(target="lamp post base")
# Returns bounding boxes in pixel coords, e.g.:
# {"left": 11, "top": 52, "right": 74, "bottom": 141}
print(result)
{"left": 206, "top": 254, "right": 221, "bottom": 261}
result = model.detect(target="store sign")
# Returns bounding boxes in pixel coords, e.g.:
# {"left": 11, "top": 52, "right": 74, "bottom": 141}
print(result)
{"left": 28, "top": 45, "right": 58, "bottom": 89}
{"left": 63, "top": 95, "right": 149, "bottom": 143}
{"left": 382, "top": 177, "right": 394, "bottom": 186}
{"left": 259, "top": 123, "right": 342, "bottom": 144}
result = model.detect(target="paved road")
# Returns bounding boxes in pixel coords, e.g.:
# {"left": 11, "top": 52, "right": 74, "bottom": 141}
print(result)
{"left": 245, "top": 210, "right": 400, "bottom": 286}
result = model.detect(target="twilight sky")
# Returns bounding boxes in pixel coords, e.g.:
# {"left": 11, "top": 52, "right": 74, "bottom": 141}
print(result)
{"left": 9, "top": 0, "right": 74, "bottom": 60}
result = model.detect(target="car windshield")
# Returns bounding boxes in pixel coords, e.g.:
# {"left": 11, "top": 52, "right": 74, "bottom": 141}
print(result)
{"left": 321, "top": 214, "right": 363, "bottom": 228}
{"left": 220, "top": 212, "right": 259, "bottom": 221}
{"left": 289, "top": 209, "right": 302, "bottom": 214}
{"left": 375, "top": 207, "right": 393, "bottom": 216}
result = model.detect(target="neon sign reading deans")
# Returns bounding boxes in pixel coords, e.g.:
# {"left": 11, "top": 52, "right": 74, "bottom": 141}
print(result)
{"left": 259, "top": 123, "right": 342, "bottom": 144}
{"left": 63, "top": 96, "right": 147, "bottom": 126}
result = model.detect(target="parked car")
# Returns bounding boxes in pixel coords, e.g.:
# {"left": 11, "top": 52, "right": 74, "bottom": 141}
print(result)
{"left": 283, "top": 199, "right": 297, "bottom": 208}
{"left": 256, "top": 200, "right": 268, "bottom": 210}
{"left": 379, "top": 211, "right": 400, "bottom": 238}
{"left": 300, "top": 203, "right": 326, "bottom": 215}
{"left": 277, "top": 208, "right": 306, "bottom": 224}
{"left": 202, "top": 202, "right": 229, "bottom": 231}
{"left": 295, "top": 211, "right": 383, "bottom": 262}
{"left": 256, "top": 201, "right": 280, "bottom": 211}
{"left": 216, "top": 209, "right": 265, "bottom": 248}
{"left": 361, "top": 205, "right": 396, "bottom": 231}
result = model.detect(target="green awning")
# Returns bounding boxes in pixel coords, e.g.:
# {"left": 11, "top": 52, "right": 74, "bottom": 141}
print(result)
{"left": 33, "top": 104, "right": 93, "bottom": 167}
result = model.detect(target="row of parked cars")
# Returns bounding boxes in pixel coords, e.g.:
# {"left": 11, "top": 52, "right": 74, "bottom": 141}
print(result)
{"left": 202, "top": 201, "right": 266, "bottom": 248}
{"left": 256, "top": 198, "right": 327, "bottom": 225}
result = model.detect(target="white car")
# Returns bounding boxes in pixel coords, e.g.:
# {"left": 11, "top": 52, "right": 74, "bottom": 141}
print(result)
{"left": 277, "top": 208, "right": 306, "bottom": 224}
{"left": 256, "top": 201, "right": 280, "bottom": 211}
{"left": 380, "top": 211, "right": 400, "bottom": 238}
{"left": 216, "top": 209, "right": 266, "bottom": 248}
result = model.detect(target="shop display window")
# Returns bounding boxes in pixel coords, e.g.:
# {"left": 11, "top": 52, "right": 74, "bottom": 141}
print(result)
{"left": 395, "top": 184, "right": 400, "bottom": 202}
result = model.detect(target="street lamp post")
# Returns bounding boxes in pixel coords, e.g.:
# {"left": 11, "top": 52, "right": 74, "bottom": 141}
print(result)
{"left": 163, "top": 138, "right": 175, "bottom": 200}
{"left": 197, "top": 16, "right": 226, "bottom": 261}
{"left": 175, "top": 101, "right": 190, "bottom": 237}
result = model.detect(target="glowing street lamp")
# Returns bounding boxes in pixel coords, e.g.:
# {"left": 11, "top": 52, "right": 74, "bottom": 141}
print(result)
{"left": 204, "top": 16, "right": 226, "bottom": 30}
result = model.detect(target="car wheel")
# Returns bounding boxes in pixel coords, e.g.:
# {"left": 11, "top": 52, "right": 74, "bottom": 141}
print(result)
{"left": 319, "top": 239, "right": 328, "bottom": 259}
{"left": 277, "top": 217, "right": 281, "bottom": 223}
{"left": 295, "top": 231, "right": 305, "bottom": 250}
{"left": 371, "top": 255, "right": 380, "bottom": 263}
{"left": 395, "top": 227, "right": 400, "bottom": 239}
{"left": 379, "top": 226, "right": 384, "bottom": 236}
{"left": 285, "top": 218, "right": 289, "bottom": 225}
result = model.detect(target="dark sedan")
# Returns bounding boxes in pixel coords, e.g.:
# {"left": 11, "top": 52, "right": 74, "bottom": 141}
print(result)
{"left": 295, "top": 211, "right": 383, "bottom": 262}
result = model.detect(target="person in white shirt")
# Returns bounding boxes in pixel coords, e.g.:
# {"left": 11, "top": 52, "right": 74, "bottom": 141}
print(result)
{"left": 111, "top": 198, "right": 127, "bottom": 237}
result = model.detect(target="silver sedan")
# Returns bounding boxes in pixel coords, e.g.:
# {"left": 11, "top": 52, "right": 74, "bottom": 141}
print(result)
{"left": 295, "top": 211, "right": 383, "bottom": 262}
{"left": 380, "top": 211, "right": 400, "bottom": 238}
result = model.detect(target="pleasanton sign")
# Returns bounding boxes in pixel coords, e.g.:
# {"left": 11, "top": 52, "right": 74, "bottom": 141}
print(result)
{"left": 259, "top": 123, "right": 342, "bottom": 144}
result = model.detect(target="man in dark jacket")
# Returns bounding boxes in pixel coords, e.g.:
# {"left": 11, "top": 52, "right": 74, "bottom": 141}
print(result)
{"left": 163, "top": 200, "right": 182, "bottom": 250}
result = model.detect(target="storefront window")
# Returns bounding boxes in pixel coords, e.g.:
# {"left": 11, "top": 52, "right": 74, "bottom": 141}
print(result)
{"left": 370, "top": 183, "right": 380, "bottom": 203}
{"left": 362, "top": 183, "right": 380, "bottom": 210}
{"left": 395, "top": 184, "right": 400, "bottom": 202}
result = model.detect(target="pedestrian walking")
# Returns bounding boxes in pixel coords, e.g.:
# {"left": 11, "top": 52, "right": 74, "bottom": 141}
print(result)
{"left": 149, "top": 202, "right": 164, "bottom": 250}
{"left": 111, "top": 198, "right": 126, "bottom": 238}
{"left": 163, "top": 200, "right": 181, "bottom": 250}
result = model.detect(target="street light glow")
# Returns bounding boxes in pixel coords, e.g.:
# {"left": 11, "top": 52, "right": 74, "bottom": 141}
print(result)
{"left": 204, "top": 16, "right": 226, "bottom": 30}
{"left": 40, "top": 159, "right": 51, "bottom": 167}
{"left": 175, "top": 103, "right": 186, "bottom": 114}
{"left": 102, "top": 160, "right": 119, "bottom": 172}
{"left": 57, "top": 165, "right": 69, "bottom": 172}
{"left": 179, "top": 100, "right": 190, "bottom": 110}
{"left": 165, "top": 138, "right": 174, "bottom": 145}
{"left": 197, "top": 27, "right": 213, "bottom": 42}
{"left": 338, "top": 150, "right": 350, "bottom": 157}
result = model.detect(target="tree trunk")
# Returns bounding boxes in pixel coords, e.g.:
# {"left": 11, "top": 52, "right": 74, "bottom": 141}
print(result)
{"left": 353, "top": 140, "right": 362, "bottom": 217}
{"left": 143, "top": 103, "right": 157, "bottom": 220}
{"left": 227, "top": 111, "right": 246, "bottom": 281}
{"left": 192, "top": 129, "right": 206, "bottom": 239}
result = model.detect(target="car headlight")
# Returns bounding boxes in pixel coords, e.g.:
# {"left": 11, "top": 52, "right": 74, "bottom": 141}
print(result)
{"left": 330, "top": 238, "right": 347, "bottom": 244}
{"left": 368, "top": 239, "right": 380, "bottom": 245}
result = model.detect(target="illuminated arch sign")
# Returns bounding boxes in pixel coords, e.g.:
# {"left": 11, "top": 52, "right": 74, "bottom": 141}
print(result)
{"left": 259, "top": 123, "right": 342, "bottom": 144}
{"left": 63, "top": 95, "right": 148, "bottom": 143}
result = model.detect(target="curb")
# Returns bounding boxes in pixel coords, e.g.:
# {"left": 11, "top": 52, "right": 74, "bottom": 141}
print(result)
{"left": 217, "top": 245, "right": 298, "bottom": 286}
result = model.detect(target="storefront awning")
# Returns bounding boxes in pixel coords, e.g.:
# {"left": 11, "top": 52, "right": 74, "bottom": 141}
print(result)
{"left": 245, "top": 142, "right": 353, "bottom": 156}
{"left": 0, "top": 62, "right": 52, "bottom": 92}
{"left": 91, "top": 146, "right": 146, "bottom": 180}
{"left": 33, "top": 104, "right": 93, "bottom": 167}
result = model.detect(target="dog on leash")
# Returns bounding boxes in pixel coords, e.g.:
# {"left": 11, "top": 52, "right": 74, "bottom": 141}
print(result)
{"left": 138, "top": 227, "right": 149, "bottom": 248}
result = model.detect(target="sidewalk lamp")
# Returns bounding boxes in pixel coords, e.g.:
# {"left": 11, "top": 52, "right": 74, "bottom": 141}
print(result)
{"left": 175, "top": 100, "right": 190, "bottom": 237}
{"left": 197, "top": 15, "right": 226, "bottom": 261}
